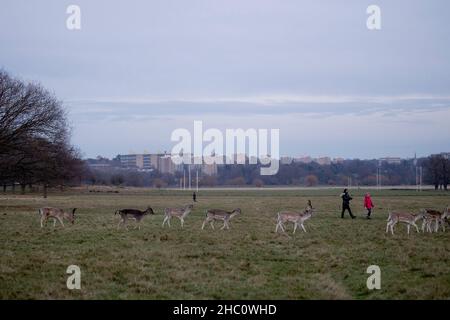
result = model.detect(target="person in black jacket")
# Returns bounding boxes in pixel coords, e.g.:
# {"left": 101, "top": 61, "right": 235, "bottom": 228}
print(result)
{"left": 192, "top": 192, "right": 197, "bottom": 202}
{"left": 340, "top": 188, "right": 355, "bottom": 219}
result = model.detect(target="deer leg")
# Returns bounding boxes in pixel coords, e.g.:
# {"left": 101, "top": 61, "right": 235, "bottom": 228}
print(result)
{"left": 301, "top": 223, "right": 307, "bottom": 233}
{"left": 413, "top": 222, "right": 419, "bottom": 233}
{"left": 293, "top": 222, "right": 297, "bottom": 234}
{"left": 57, "top": 216, "right": 65, "bottom": 227}
{"left": 53, "top": 219, "right": 57, "bottom": 227}
{"left": 407, "top": 224, "right": 410, "bottom": 235}
{"left": 167, "top": 217, "right": 171, "bottom": 227}
{"left": 221, "top": 221, "right": 226, "bottom": 230}
{"left": 210, "top": 220, "right": 215, "bottom": 230}
{"left": 201, "top": 218, "right": 207, "bottom": 230}
{"left": 40, "top": 216, "right": 46, "bottom": 228}
{"left": 180, "top": 218, "right": 184, "bottom": 228}
{"left": 390, "top": 221, "right": 395, "bottom": 235}
{"left": 435, "top": 220, "right": 439, "bottom": 232}
{"left": 386, "top": 221, "right": 390, "bottom": 233}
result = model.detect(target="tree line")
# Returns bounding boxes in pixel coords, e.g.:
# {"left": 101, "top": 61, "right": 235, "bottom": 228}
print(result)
{"left": 82, "top": 156, "right": 449, "bottom": 190}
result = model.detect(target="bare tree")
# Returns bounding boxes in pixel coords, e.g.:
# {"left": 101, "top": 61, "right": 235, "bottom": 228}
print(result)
{"left": 0, "top": 70, "right": 82, "bottom": 196}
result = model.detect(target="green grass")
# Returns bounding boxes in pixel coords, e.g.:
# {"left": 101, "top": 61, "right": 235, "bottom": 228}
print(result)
{"left": 0, "top": 188, "right": 449, "bottom": 299}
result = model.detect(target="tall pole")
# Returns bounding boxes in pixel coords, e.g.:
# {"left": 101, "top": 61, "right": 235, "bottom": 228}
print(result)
{"left": 416, "top": 166, "right": 419, "bottom": 192}
{"left": 183, "top": 168, "right": 186, "bottom": 190}
{"left": 196, "top": 170, "right": 199, "bottom": 192}
{"left": 420, "top": 166, "right": 423, "bottom": 192}
{"left": 188, "top": 165, "right": 191, "bottom": 190}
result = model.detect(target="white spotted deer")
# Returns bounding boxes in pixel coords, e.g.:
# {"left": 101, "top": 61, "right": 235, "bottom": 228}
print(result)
{"left": 201, "top": 208, "right": 242, "bottom": 230}
{"left": 386, "top": 210, "right": 425, "bottom": 235}
{"left": 162, "top": 204, "right": 194, "bottom": 228}
{"left": 39, "top": 207, "right": 77, "bottom": 228}
{"left": 275, "top": 200, "right": 314, "bottom": 234}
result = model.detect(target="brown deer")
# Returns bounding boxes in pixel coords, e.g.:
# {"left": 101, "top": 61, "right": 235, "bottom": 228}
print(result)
{"left": 115, "top": 207, "right": 155, "bottom": 230}
{"left": 201, "top": 208, "right": 242, "bottom": 230}
{"left": 39, "top": 207, "right": 77, "bottom": 228}
{"left": 162, "top": 204, "right": 194, "bottom": 228}
{"left": 421, "top": 207, "right": 449, "bottom": 232}
{"left": 275, "top": 200, "right": 314, "bottom": 234}
{"left": 386, "top": 210, "right": 425, "bottom": 235}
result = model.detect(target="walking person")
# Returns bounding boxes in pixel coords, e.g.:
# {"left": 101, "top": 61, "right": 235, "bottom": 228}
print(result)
{"left": 364, "top": 193, "right": 374, "bottom": 219}
{"left": 340, "top": 188, "right": 355, "bottom": 219}
{"left": 192, "top": 192, "right": 197, "bottom": 202}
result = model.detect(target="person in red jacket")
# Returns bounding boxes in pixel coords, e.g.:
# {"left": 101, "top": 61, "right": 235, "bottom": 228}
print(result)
{"left": 364, "top": 193, "right": 374, "bottom": 219}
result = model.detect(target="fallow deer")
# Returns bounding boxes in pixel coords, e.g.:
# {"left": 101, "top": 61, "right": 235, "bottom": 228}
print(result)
{"left": 275, "top": 200, "right": 314, "bottom": 234}
{"left": 115, "top": 207, "right": 154, "bottom": 230}
{"left": 421, "top": 207, "right": 449, "bottom": 233}
{"left": 162, "top": 204, "right": 194, "bottom": 228}
{"left": 39, "top": 207, "right": 77, "bottom": 228}
{"left": 201, "top": 208, "right": 241, "bottom": 230}
{"left": 386, "top": 210, "right": 425, "bottom": 235}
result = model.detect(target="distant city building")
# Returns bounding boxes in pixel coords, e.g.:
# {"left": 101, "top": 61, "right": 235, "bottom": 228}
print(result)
{"left": 158, "top": 155, "right": 176, "bottom": 174}
{"left": 293, "top": 156, "right": 312, "bottom": 163}
{"left": 315, "top": 157, "right": 332, "bottom": 165}
{"left": 379, "top": 157, "right": 402, "bottom": 164}
{"left": 280, "top": 156, "right": 293, "bottom": 165}
{"left": 202, "top": 163, "right": 218, "bottom": 176}
{"left": 118, "top": 153, "right": 159, "bottom": 171}
{"left": 333, "top": 157, "right": 345, "bottom": 164}
{"left": 439, "top": 152, "right": 450, "bottom": 159}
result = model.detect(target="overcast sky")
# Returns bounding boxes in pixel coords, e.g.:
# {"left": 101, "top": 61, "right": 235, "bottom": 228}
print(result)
{"left": 1, "top": 0, "right": 450, "bottom": 159}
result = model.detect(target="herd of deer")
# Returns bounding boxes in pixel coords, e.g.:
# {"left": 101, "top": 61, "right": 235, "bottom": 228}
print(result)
{"left": 37, "top": 201, "right": 449, "bottom": 236}
{"left": 386, "top": 208, "right": 449, "bottom": 235}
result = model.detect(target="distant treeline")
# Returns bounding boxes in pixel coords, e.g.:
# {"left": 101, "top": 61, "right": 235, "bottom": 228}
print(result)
{"left": 83, "top": 155, "right": 450, "bottom": 190}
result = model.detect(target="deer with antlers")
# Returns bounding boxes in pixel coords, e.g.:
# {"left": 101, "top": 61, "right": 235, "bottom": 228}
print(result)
{"left": 201, "top": 208, "right": 242, "bottom": 230}
{"left": 39, "top": 207, "right": 77, "bottom": 228}
{"left": 386, "top": 210, "right": 426, "bottom": 235}
{"left": 275, "top": 200, "right": 314, "bottom": 234}
{"left": 162, "top": 204, "right": 194, "bottom": 228}
{"left": 115, "top": 207, "right": 155, "bottom": 230}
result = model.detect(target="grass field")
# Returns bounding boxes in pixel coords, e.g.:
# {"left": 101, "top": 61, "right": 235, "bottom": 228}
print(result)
{"left": 0, "top": 187, "right": 449, "bottom": 300}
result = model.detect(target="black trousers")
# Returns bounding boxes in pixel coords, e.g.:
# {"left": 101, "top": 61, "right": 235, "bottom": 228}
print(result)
{"left": 341, "top": 204, "right": 355, "bottom": 218}
{"left": 366, "top": 208, "right": 372, "bottom": 217}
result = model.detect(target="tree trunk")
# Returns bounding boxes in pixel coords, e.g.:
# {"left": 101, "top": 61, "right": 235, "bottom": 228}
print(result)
{"left": 2, "top": 185, "right": 6, "bottom": 193}
{"left": 43, "top": 185, "right": 48, "bottom": 198}
{"left": 20, "top": 183, "right": 26, "bottom": 195}
{"left": 12, "top": 184, "right": 15, "bottom": 193}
